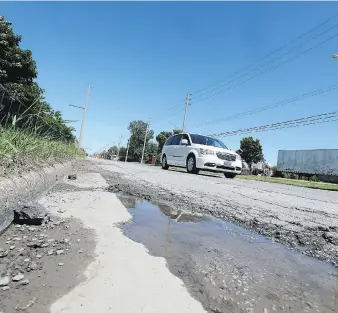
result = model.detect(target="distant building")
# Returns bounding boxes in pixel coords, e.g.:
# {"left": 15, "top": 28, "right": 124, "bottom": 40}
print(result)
{"left": 241, "top": 160, "right": 272, "bottom": 176}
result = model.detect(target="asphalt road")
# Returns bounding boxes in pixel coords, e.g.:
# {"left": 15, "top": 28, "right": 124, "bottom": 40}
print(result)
{"left": 94, "top": 158, "right": 338, "bottom": 266}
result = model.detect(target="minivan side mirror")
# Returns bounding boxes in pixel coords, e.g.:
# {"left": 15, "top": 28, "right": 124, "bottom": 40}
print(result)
{"left": 181, "top": 138, "right": 189, "bottom": 145}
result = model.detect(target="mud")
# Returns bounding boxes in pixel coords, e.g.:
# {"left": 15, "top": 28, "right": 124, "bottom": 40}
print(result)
{"left": 119, "top": 193, "right": 338, "bottom": 313}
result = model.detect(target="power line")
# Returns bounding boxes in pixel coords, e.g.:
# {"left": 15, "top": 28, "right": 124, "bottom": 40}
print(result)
{"left": 149, "top": 14, "right": 338, "bottom": 129}
{"left": 209, "top": 111, "right": 338, "bottom": 137}
{"left": 193, "top": 32, "right": 338, "bottom": 103}
{"left": 191, "top": 13, "right": 338, "bottom": 100}
{"left": 192, "top": 83, "right": 338, "bottom": 128}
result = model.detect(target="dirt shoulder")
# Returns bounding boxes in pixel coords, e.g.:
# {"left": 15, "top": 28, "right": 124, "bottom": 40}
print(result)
{"left": 0, "top": 216, "right": 95, "bottom": 313}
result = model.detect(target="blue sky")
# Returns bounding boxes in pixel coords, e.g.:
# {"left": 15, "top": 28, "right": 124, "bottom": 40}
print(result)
{"left": 2, "top": 2, "right": 338, "bottom": 164}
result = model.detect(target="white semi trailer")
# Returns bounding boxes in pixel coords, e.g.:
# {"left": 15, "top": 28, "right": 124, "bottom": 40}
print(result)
{"left": 277, "top": 149, "right": 338, "bottom": 181}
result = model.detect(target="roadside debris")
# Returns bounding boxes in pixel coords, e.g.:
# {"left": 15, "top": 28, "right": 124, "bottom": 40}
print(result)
{"left": 15, "top": 297, "right": 36, "bottom": 311}
{"left": 0, "top": 248, "right": 8, "bottom": 258}
{"left": 0, "top": 276, "right": 10, "bottom": 286}
{"left": 12, "top": 273, "right": 25, "bottom": 282}
{"left": 14, "top": 202, "right": 50, "bottom": 225}
{"left": 68, "top": 174, "right": 77, "bottom": 180}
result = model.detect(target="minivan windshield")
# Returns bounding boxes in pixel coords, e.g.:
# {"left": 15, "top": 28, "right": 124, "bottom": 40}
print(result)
{"left": 190, "top": 134, "right": 228, "bottom": 149}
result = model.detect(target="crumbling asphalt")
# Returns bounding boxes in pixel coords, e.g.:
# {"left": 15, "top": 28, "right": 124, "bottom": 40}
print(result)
{"left": 89, "top": 158, "right": 338, "bottom": 268}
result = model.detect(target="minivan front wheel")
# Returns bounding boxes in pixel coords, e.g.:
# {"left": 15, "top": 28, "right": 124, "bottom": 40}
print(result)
{"left": 162, "top": 155, "right": 169, "bottom": 170}
{"left": 187, "top": 154, "right": 198, "bottom": 174}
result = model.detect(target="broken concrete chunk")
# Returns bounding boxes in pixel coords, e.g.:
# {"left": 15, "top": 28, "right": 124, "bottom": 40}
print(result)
{"left": 27, "top": 242, "right": 43, "bottom": 248}
{"left": 2, "top": 286, "right": 10, "bottom": 291}
{"left": 56, "top": 249, "right": 64, "bottom": 255}
{"left": 0, "top": 248, "right": 8, "bottom": 258}
{"left": 0, "top": 276, "right": 10, "bottom": 286}
{"left": 20, "top": 279, "right": 29, "bottom": 286}
{"left": 57, "top": 208, "right": 66, "bottom": 214}
{"left": 12, "top": 273, "right": 24, "bottom": 282}
{"left": 14, "top": 202, "right": 50, "bottom": 225}
{"left": 28, "top": 262, "right": 39, "bottom": 271}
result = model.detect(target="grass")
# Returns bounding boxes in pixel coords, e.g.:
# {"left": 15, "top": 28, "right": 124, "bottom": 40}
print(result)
{"left": 0, "top": 127, "right": 83, "bottom": 175}
{"left": 237, "top": 175, "right": 338, "bottom": 191}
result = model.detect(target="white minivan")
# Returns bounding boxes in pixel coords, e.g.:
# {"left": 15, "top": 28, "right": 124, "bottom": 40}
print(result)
{"left": 161, "top": 133, "right": 242, "bottom": 178}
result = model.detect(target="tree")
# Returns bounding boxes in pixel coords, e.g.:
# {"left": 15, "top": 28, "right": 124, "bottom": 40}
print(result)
{"left": 0, "top": 16, "right": 75, "bottom": 142}
{"left": 118, "top": 146, "right": 127, "bottom": 161}
{"left": 0, "top": 16, "right": 39, "bottom": 122}
{"left": 155, "top": 129, "right": 183, "bottom": 153}
{"left": 144, "top": 141, "right": 159, "bottom": 163}
{"left": 108, "top": 145, "right": 119, "bottom": 156}
{"left": 237, "top": 137, "right": 264, "bottom": 170}
{"left": 127, "top": 120, "right": 154, "bottom": 162}
{"left": 156, "top": 131, "right": 172, "bottom": 153}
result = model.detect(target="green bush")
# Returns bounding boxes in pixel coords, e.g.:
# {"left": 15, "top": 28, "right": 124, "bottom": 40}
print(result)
{"left": 271, "top": 166, "right": 284, "bottom": 178}
{"left": 289, "top": 173, "right": 297, "bottom": 180}
{"left": 309, "top": 175, "right": 320, "bottom": 182}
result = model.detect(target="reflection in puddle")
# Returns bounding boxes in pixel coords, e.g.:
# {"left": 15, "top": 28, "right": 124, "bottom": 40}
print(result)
{"left": 117, "top": 193, "right": 338, "bottom": 313}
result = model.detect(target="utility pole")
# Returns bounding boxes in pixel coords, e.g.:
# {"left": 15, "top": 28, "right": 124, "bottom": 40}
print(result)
{"left": 182, "top": 93, "right": 191, "bottom": 132}
{"left": 79, "top": 85, "right": 91, "bottom": 147}
{"left": 117, "top": 135, "right": 123, "bottom": 160}
{"left": 140, "top": 121, "right": 149, "bottom": 164}
{"left": 125, "top": 139, "right": 130, "bottom": 162}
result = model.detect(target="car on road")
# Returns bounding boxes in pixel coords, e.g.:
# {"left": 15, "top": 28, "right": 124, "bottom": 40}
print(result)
{"left": 161, "top": 133, "right": 242, "bottom": 178}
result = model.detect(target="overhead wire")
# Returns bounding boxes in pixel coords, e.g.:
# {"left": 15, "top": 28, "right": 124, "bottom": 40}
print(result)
{"left": 191, "top": 13, "right": 338, "bottom": 98}
{"left": 192, "top": 31, "right": 338, "bottom": 103}
{"left": 208, "top": 111, "right": 338, "bottom": 137}
{"left": 147, "top": 13, "right": 338, "bottom": 129}
{"left": 192, "top": 83, "right": 338, "bottom": 128}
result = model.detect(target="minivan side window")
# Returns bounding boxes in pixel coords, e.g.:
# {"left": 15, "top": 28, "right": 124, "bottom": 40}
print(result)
{"left": 180, "top": 134, "right": 190, "bottom": 145}
{"left": 171, "top": 135, "right": 182, "bottom": 145}
{"left": 165, "top": 136, "right": 173, "bottom": 146}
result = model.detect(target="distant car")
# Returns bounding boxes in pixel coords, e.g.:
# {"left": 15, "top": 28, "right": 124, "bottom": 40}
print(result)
{"left": 111, "top": 154, "right": 119, "bottom": 161}
{"left": 161, "top": 133, "right": 242, "bottom": 178}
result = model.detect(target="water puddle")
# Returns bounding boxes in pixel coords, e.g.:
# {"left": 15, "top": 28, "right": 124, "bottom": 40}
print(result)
{"left": 118, "top": 193, "right": 338, "bottom": 313}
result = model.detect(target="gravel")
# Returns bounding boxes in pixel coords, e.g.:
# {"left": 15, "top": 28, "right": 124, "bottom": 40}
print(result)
{"left": 0, "top": 213, "right": 95, "bottom": 313}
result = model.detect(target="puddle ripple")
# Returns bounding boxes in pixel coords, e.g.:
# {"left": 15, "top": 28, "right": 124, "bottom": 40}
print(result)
{"left": 118, "top": 194, "right": 338, "bottom": 313}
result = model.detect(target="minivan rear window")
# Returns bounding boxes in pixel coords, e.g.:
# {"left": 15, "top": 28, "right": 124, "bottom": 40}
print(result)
{"left": 190, "top": 134, "right": 228, "bottom": 149}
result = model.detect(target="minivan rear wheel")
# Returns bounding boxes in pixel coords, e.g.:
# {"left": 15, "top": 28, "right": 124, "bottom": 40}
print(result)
{"left": 224, "top": 173, "right": 236, "bottom": 179}
{"left": 162, "top": 155, "right": 169, "bottom": 170}
{"left": 187, "top": 154, "right": 198, "bottom": 174}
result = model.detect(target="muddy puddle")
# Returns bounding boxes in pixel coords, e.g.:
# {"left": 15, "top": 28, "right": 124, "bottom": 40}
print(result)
{"left": 118, "top": 193, "right": 338, "bottom": 313}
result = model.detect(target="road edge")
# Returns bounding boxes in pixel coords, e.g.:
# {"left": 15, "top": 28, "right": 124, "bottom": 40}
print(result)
{"left": 0, "top": 161, "right": 74, "bottom": 233}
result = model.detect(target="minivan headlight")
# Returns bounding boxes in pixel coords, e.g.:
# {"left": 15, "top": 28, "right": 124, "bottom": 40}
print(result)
{"left": 200, "top": 148, "right": 215, "bottom": 155}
